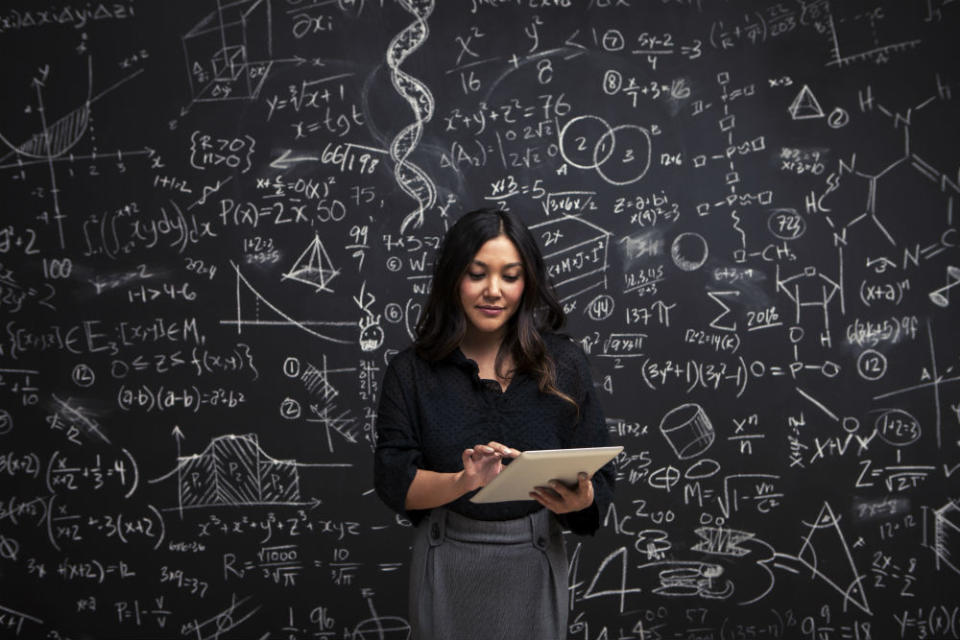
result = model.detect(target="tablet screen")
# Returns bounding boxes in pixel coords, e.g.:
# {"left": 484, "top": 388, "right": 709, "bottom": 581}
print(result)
{"left": 469, "top": 446, "right": 622, "bottom": 503}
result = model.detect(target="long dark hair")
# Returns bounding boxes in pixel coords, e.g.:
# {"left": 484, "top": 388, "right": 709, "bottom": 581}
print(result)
{"left": 415, "top": 207, "right": 577, "bottom": 410}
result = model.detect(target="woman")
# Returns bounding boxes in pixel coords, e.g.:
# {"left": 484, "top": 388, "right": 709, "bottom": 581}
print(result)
{"left": 374, "top": 207, "right": 615, "bottom": 639}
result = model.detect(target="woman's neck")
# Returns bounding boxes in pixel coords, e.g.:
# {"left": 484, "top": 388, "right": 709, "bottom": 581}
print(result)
{"left": 459, "top": 327, "right": 505, "bottom": 361}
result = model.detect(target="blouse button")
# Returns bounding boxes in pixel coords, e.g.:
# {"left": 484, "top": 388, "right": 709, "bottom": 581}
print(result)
{"left": 430, "top": 522, "right": 440, "bottom": 540}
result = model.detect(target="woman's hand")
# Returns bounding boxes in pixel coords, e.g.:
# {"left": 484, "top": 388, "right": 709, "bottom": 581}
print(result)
{"left": 404, "top": 442, "right": 519, "bottom": 510}
{"left": 456, "top": 441, "right": 519, "bottom": 493}
{"left": 530, "top": 472, "right": 595, "bottom": 514}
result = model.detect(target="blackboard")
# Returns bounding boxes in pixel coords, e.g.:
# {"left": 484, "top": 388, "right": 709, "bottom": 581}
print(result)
{"left": 2, "top": 1, "right": 959, "bottom": 638}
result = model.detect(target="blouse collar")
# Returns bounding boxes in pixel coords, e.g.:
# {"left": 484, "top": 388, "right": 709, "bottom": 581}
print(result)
{"left": 445, "top": 346, "right": 480, "bottom": 374}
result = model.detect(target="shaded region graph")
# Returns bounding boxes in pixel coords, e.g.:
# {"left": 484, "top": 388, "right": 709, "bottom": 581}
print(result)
{"left": 0, "top": 57, "right": 150, "bottom": 249}
{"left": 179, "top": 433, "right": 300, "bottom": 507}
{"left": 0, "top": 58, "right": 94, "bottom": 166}
{"left": 8, "top": 102, "right": 89, "bottom": 159}
{"left": 149, "top": 433, "right": 352, "bottom": 513}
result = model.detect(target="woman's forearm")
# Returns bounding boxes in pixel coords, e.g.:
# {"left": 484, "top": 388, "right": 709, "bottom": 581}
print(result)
{"left": 404, "top": 468, "right": 470, "bottom": 510}
{"left": 405, "top": 443, "right": 517, "bottom": 510}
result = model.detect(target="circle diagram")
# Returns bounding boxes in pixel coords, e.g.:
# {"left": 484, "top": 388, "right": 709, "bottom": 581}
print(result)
{"left": 559, "top": 115, "right": 652, "bottom": 186}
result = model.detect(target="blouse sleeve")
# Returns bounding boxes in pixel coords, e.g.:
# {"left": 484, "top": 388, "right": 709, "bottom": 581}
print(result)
{"left": 373, "top": 355, "right": 427, "bottom": 525}
{"left": 557, "top": 342, "right": 616, "bottom": 536}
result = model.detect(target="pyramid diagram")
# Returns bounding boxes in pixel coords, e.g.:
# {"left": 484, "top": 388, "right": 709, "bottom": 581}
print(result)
{"left": 788, "top": 85, "right": 826, "bottom": 120}
{"left": 282, "top": 234, "right": 340, "bottom": 292}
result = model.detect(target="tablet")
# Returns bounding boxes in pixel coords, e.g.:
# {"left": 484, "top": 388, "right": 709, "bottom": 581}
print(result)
{"left": 469, "top": 446, "right": 623, "bottom": 504}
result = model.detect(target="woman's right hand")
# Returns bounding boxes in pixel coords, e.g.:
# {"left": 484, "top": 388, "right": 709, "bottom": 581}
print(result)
{"left": 404, "top": 442, "right": 520, "bottom": 510}
{"left": 457, "top": 441, "right": 519, "bottom": 493}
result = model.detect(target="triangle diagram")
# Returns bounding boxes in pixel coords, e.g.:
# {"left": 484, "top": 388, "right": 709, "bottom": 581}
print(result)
{"left": 789, "top": 85, "right": 825, "bottom": 120}
{"left": 283, "top": 234, "right": 340, "bottom": 292}
{"left": 795, "top": 501, "right": 871, "bottom": 614}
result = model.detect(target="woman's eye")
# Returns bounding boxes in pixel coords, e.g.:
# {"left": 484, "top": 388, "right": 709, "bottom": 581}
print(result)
{"left": 468, "top": 272, "right": 484, "bottom": 280}
{"left": 503, "top": 275, "right": 520, "bottom": 282}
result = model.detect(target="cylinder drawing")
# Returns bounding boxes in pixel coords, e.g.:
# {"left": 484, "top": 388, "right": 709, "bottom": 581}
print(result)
{"left": 659, "top": 403, "right": 715, "bottom": 459}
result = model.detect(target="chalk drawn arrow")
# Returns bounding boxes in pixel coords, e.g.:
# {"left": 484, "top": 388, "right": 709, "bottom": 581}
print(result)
{"left": 270, "top": 148, "right": 320, "bottom": 170}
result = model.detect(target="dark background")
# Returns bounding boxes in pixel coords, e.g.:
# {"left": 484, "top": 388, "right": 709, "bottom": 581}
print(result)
{"left": 1, "top": 1, "right": 958, "bottom": 638}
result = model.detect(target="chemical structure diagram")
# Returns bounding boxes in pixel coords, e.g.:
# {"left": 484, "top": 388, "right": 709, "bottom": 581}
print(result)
{"left": 773, "top": 74, "right": 958, "bottom": 356}
{"left": 808, "top": 74, "right": 956, "bottom": 250}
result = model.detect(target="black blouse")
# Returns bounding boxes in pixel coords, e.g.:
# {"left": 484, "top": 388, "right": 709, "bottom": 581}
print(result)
{"left": 373, "top": 332, "right": 615, "bottom": 535}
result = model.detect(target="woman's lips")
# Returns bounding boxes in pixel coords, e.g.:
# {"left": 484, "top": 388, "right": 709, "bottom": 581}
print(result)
{"left": 477, "top": 306, "right": 504, "bottom": 316}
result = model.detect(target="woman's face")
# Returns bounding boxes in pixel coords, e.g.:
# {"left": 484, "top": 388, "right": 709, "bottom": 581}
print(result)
{"left": 458, "top": 234, "right": 525, "bottom": 341}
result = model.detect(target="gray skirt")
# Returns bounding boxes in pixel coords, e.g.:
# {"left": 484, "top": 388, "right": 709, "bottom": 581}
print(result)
{"left": 409, "top": 507, "right": 568, "bottom": 640}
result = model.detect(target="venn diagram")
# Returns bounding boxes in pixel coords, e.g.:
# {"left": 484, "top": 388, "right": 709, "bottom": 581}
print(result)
{"left": 558, "top": 115, "right": 652, "bottom": 186}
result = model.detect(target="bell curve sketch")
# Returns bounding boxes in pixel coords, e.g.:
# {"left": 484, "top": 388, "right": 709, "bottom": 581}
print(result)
{"left": 147, "top": 432, "right": 352, "bottom": 516}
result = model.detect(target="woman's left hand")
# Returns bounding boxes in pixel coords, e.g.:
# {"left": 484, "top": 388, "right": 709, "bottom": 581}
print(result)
{"left": 530, "top": 472, "right": 594, "bottom": 514}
